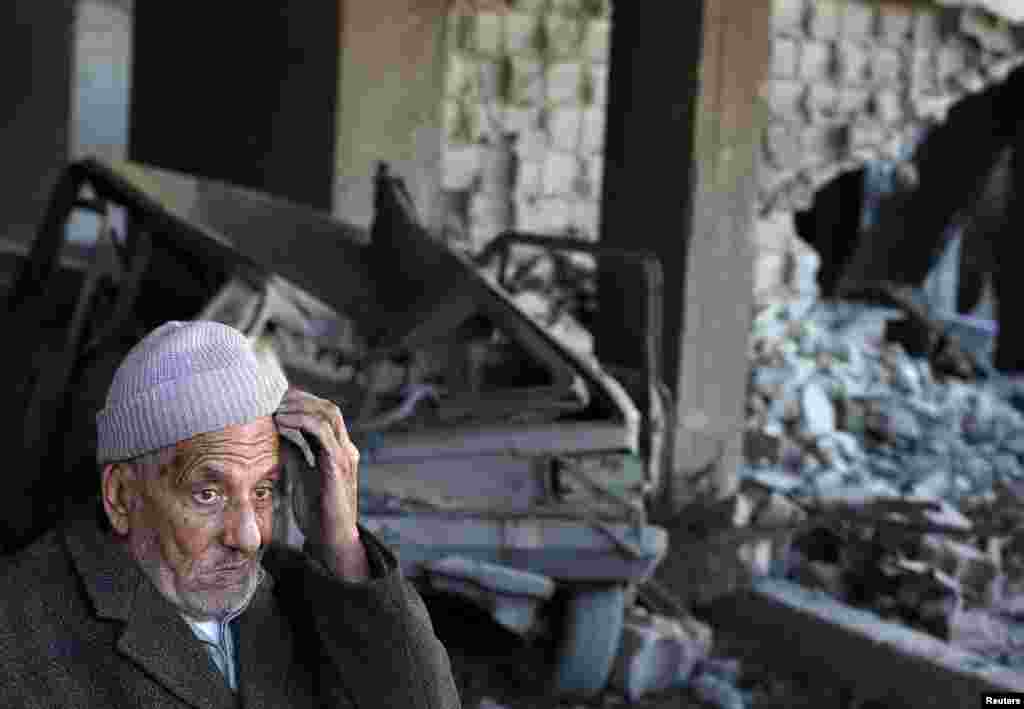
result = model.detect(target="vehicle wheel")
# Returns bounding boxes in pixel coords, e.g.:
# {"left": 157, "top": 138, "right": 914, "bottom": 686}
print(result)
{"left": 551, "top": 583, "right": 625, "bottom": 698}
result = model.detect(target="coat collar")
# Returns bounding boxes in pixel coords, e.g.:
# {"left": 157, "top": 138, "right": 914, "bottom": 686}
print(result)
{"left": 63, "top": 505, "right": 293, "bottom": 709}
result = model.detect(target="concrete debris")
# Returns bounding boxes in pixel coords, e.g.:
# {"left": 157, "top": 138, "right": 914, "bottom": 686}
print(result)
{"left": 691, "top": 671, "right": 749, "bottom": 709}
{"left": 475, "top": 697, "right": 507, "bottom": 709}
{"left": 424, "top": 556, "right": 556, "bottom": 635}
{"left": 743, "top": 293, "right": 1024, "bottom": 670}
{"left": 608, "top": 608, "right": 712, "bottom": 702}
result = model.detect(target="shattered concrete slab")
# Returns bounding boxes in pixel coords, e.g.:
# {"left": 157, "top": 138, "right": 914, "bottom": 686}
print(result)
{"left": 608, "top": 607, "right": 712, "bottom": 702}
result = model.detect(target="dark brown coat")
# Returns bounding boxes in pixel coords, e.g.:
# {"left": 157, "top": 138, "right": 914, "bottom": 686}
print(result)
{"left": 0, "top": 506, "right": 461, "bottom": 708}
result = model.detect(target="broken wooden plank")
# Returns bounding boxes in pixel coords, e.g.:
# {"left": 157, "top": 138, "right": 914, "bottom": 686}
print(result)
{"left": 708, "top": 577, "right": 1024, "bottom": 708}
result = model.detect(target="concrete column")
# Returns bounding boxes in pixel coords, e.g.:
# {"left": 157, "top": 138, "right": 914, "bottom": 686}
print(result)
{"left": 597, "top": 0, "right": 771, "bottom": 516}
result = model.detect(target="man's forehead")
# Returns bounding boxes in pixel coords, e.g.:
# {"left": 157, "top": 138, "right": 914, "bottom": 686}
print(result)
{"left": 171, "top": 417, "right": 280, "bottom": 471}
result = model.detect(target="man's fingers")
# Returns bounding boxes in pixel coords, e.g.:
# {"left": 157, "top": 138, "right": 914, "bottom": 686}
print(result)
{"left": 276, "top": 394, "right": 349, "bottom": 440}
{"left": 274, "top": 410, "right": 336, "bottom": 449}
{"left": 274, "top": 411, "right": 359, "bottom": 472}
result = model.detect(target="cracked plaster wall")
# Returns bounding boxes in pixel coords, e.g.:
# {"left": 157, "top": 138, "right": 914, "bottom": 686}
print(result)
{"left": 438, "top": 0, "right": 611, "bottom": 252}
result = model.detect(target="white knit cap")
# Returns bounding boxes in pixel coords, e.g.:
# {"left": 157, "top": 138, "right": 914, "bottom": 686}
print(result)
{"left": 96, "top": 320, "right": 289, "bottom": 464}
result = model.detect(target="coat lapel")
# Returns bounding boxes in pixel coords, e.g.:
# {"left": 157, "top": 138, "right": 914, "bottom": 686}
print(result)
{"left": 117, "top": 578, "right": 238, "bottom": 709}
{"left": 64, "top": 506, "right": 237, "bottom": 709}
{"left": 236, "top": 573, "right": 295, "bottom": 709}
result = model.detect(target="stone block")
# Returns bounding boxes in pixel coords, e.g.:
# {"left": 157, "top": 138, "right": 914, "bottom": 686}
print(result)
{"left": 766, "top": 79, "right": 806, "bottom": 118}
{"left": 549, "top": 107, "right": 582, "bottom": 152}
{"left": 842, "top": 2, "right": 876, "bottom": 39}
{"left": 568, "top": 198, "right": 600, "bottom": 239}
{"left": 590, "top": 63, "right": 608, "bottom": 108}
{"left": 474, "top": 104, "right": 497, "bottom": 141}
{"left": 442, "top": 144, "right": 481, "bottom": 190}
{"left": 803, "top": 82, "right": 838, "bottom": 121}
{"left": 799, "top": 40, "right": 835, "bottom": 81}
{"left": 870, "top": 47, "right": 905, "bottom": 85}
{"left": 515, "top": 159, "right": 544, "bottom": 198}
{"left": 806, "top": 0, "right": 841, "bottom": 38}
{"left": 956, "top": 68, "right": 986, "bottom": 94}
{"left": 447, "top": 12, "right": 476, "bottom": 53}
{"left": 609, "top": 611, "right": 712, "bottom": 703}
{"left": 445, "top": 53, "right": 476, "bottom": 99}
{"left": 476, "top": 12, "right": 504, "bottom": 56}
{"left": 936, "top": 42, "right": 968, "bottom": 83}
{"left": 509, "top": 0, "right": 546, "bottom": 11}
{"left": 470, "top": 191, "right": 514, "bottom": 235}
{"left": 755, "top": 249, "right": 790, "bottom": 296}
{"left": 515, "top": 130, "right": 550, "bottom": 162}
{"left": 960, "top": 8, "right": 1016, "bottom": 55}
{"left": 521, "top": 196, "right": 571, "bottom": 234}
{"left": 545, "top": 13, "right": 584, "bottom": 58}
{"left": 552, "top": 0, "right": 583, "bottom": 13}
{"left": 543, "top": 150, "right": 579, "bottom": 195}
{"left": 772, "top": 0, "right": 806, "bottom": 37}
{"left": 911, "top": 49, "right": 939, "bottom": 93}
{"left": 503, "top": 105, "right": 539, "bottom": 136}
{"left": 845, "top": 120, "right": 886, "bottom": 157}
{"left": 912, "top": 8, "right": 943, "bottom": 47}
{"left": 444, "top": 99, "right": 482, "bottom": 144}
{"left": 800, "top": 124, "right": 845, "bottom": 166}
{"left": 505, "top": 12, "right": 537, "bottom": 55}
{"left": 580, "top": 107, "right": 605, "bottom": 155}
{"left": 784, "top": 174, "right": 816, "bottom": 211}
{"left": 585, "top": 19, "right": 611, "bottom": 62}
{"left": 586, "top": 154, "right": 604, "bottom": 195}
{"left": 987, "top": 56, "right": 1023, "bottom": 83}
{"left": 835, "top": 40, "right": 871, "bottom": 84}
{"left": 846, "top": 118, "right": 886, "bottom": 146}
{"left": 511, "top": 57, "right": 545, "bottom": 105}
{"left": 876, "top": 4, "right": 912, "bottom": 45}
{"left": 547, "top": 61, "right": 583, "bottom": 104}
{"left": 764, "top": 120, "right": 803, "bottom": 171}
{"left": 570, "top": 159, "right": 595, "bottom": 200}
{"left": 837, "top": 86, "right": 871, "bottom": 117}
{"left": 758, "top": 165, "right": 796, "bottom": 198}
{"left": 752, "top": 211, "right": 795, "bottom": 252}
{"left": 476, "top": 60, "right": 504, "bottom": 103}
{"left": 772, "top": 36, "right": 800, "bottom": 79}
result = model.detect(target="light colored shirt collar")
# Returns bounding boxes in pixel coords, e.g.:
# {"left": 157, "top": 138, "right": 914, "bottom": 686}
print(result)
{"left": 180, "top": 565, "right": 264, "bottom": 692}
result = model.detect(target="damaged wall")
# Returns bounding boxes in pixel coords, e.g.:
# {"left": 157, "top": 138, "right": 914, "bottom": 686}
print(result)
{"left": 333, "top": 0, "right": 449, "bottom": 231}
{"left": 439, "top": 0, "right": 611, "bottom": 251}
{"left": 754, "top": 0, "right": 1024, "bottom": 304}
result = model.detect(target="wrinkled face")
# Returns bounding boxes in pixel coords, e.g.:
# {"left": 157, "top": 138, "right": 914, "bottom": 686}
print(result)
{"left": 109, "top": 417, "right": 281, "bottom": 621}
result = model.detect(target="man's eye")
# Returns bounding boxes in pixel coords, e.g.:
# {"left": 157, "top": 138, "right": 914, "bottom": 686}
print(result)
{"left": 253, "top": 486, "right": 275, "bottom": 502}
{"left": 193, "top": 489, "right": 222, "bottom": 505}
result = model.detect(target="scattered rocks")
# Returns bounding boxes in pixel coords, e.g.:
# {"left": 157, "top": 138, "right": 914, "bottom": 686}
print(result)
{"left": 743, "top": 293, "right": 1024, "bottom": 671}
{"left": 608, "top": 609, "right": 712, "bottom": 702}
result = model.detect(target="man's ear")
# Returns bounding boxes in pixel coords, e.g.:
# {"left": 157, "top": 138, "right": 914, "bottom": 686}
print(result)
{"left": 101, "top": 463, "right": 138, "bottom": 536}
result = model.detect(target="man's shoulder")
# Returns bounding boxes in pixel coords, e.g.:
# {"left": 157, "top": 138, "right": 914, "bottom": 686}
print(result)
{"left": 0, "top": 527, "right": 70, "bottom": 585}
{"left": 0, "top": 527, "right": 76, "bottom": 620}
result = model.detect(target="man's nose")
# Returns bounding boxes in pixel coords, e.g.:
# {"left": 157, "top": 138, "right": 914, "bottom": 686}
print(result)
{"left": 222, "top": 499, "right": 262, "bottom": 554}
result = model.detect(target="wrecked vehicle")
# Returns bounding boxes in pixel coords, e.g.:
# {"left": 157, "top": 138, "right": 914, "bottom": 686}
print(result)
{"left": 1, "top": 158, "right": 669, "bottom": 697}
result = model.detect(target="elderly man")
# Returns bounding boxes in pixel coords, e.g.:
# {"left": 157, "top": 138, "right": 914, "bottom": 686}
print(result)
{"left": 0, "top": 320, "right": 461, "bottom": 708}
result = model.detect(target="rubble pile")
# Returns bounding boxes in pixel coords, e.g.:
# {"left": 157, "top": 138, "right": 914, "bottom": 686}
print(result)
{"left": 742, "top": 295, "right": 1024, "bottom": 669}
